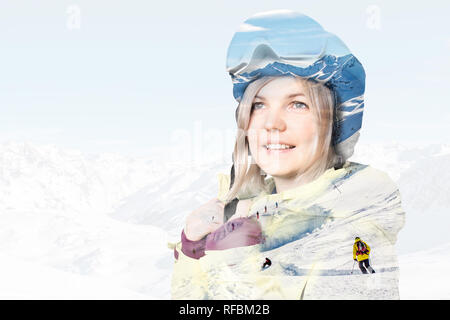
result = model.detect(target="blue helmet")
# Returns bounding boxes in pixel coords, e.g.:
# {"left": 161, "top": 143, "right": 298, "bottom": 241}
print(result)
{"left": 226, "top": 10, "right": 366, "bottom": 161}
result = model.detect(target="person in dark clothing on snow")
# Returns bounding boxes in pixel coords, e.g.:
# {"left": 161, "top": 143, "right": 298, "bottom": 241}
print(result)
{"left": 262, "top": 258, "right": 272, "bottom": 270}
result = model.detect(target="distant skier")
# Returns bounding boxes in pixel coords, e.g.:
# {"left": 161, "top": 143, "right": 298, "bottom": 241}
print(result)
{"left": 353, "top": 237, "right": 375, "bottom": 274}
{"left": 262, "top": 257, "right": 271, "bottom": 270}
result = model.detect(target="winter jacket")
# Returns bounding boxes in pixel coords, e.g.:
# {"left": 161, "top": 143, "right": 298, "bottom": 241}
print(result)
{"left": 170, "top": 161, "right": 405, "bottom": 299}
{"left": 353, "top": 240, "right": 371, "bottom": 262}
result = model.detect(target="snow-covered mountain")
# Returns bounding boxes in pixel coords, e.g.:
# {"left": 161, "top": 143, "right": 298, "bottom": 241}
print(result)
{"left": 110, "top": 162, "right": 230, "bottom": 238}
{"left": 0, "top": 140, "right": 449, "bottom": 299}
{"left": 350, "top": 142, "right": 450, "bottom": 253}
{"left": 0, "top": 142, "right": 162, "bottom": 213}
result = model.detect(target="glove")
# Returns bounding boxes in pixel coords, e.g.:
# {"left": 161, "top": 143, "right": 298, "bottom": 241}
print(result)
{"left": 354, "top": 259, "right": 357, "bottom": 262}
{"left": 205, "top": 217, "right": 263, "bottom": 251}
{"left": 180, "top": 217, "right": 263, "bottom": 261}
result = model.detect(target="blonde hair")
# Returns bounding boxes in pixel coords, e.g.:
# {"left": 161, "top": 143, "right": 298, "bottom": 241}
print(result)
{"left": 223, "top": 75, "right": 343, "bottom": 204}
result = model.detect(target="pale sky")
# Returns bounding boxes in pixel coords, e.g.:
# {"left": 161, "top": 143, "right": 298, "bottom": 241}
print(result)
{"left": 1, "top": 0, "right": 449, "bottom": 157}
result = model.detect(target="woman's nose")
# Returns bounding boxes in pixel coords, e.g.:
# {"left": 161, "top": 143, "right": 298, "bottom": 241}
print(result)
{"left": 264, "top": 108, "right": 286, "bottom": 132}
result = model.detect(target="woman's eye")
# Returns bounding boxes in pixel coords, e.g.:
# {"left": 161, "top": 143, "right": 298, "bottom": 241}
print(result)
{"left": 251, "top": 102, "right": 265, "bottom": 110}
{"left": 291, "top": 101, "right": 309, "bottom": 110}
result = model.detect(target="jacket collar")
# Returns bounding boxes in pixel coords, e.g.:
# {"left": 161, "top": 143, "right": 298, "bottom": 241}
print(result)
{"left": 256, "top": 161, "right": 360, "bottom": 202}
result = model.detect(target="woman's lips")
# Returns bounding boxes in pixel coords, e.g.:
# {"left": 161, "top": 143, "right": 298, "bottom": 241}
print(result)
{"left": 262, "top": 144, "right": 296, "bottom": 154}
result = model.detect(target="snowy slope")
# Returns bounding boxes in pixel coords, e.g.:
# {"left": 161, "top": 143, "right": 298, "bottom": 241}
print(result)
{"left": 0, "top": 141, "right": 449, "bottom": 299}
{"left": 0, "top": 253, "right": 149, "bottom": 299}
{"left": 0, "top": 208, "right": 172, "bottom": 299}
{"left": 399, "top": 242, "right": 450, "bottom": 299}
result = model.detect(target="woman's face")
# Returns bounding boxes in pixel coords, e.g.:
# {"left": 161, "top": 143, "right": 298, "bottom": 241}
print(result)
{"left": 247, "top": 76, "right": 319, "bottom": 178}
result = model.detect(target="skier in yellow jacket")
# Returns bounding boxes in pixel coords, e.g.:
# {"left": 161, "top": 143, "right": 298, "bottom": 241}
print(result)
{"left": 353, "top": 237, "right": 376, "bottom": 274}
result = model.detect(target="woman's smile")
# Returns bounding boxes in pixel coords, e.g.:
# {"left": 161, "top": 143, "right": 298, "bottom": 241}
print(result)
{"left": 263, "top": 143, "right": 296, "bottom": 154}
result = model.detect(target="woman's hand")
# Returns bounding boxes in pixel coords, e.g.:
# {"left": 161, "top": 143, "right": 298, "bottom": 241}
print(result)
{"left": 184, "top": 198, "right": 225, "bottom": 241}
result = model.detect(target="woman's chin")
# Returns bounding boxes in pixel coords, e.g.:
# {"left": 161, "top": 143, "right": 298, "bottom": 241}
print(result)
{"left": 256, "top": 156, "right": 300, "bottom": 176}
{"left": 259, "top": 165, "right": 298, "bottom": 178}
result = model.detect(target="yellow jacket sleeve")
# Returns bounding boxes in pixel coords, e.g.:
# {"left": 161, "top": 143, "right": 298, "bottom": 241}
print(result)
{"left": 353, "top": 244, "right": 357, "bottom": 260}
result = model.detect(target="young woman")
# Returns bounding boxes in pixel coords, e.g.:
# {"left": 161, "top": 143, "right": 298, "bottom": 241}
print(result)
{"left": 171, "top": 10, "right": 405, "bottom": 299}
